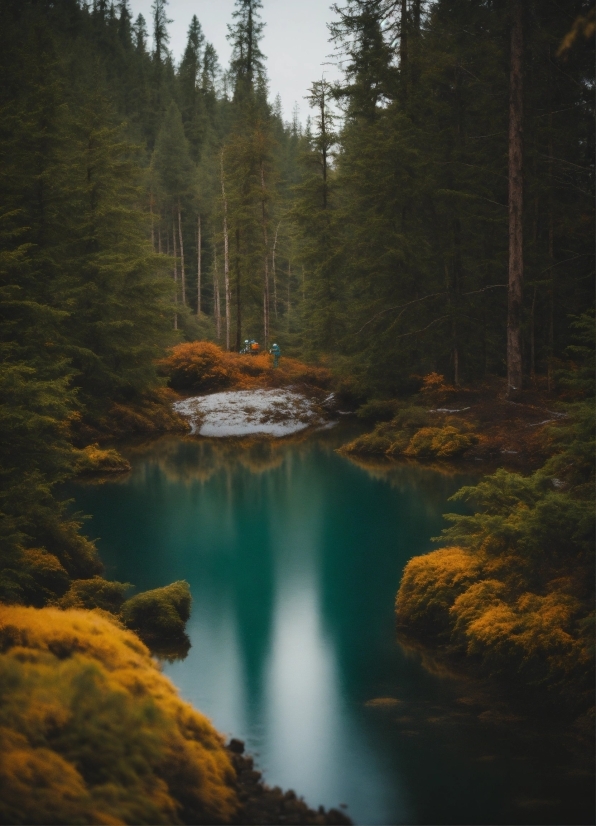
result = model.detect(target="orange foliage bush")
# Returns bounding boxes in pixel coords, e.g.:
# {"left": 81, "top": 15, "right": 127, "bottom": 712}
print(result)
{"left": 0, "top": 605, "right": 238, "bottom": 825}
{"left": 396, "top": 547, "right": 480, "bottom": 639}
{"left": 75, "top": 444, "right": 131, "bottom": 475}
{"left": 161, "top": 341, "right": 332, "bottom": 394}
{"left": 419, "top": 372, "right": 457, "bottom": 402}
{"left": 396, "top": 545, "right": 593, "bottom": 708}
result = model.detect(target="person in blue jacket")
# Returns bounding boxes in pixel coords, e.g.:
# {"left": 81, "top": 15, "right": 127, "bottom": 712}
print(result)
{"left": 270, "top": 342, "right": 281, "bottom": 368}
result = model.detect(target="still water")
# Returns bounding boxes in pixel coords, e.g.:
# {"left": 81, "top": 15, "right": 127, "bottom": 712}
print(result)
{"left": 69, "top": 429, "right": 593, "bottom": 826}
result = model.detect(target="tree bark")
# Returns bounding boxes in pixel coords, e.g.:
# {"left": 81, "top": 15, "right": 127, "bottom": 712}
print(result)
{"left": 235, "top": 228, "right": 242, "bottom": 351}
{"left": 178, "top": 204, "right": 186, "bottom": 305}
{"left": 400, "top": 0, "right": 408, "bottom": 101}
{"left": 287, "top": 258, "right": 291, "bottom": 334}
{"left": 150, "top": 190, "right": 155, "bottom": 250}
{"left": 272, "top": 219, "right": 281, "bottom": 320}
{"left": 260, "top": 164, "right": 269, "bottom": 348}
{"left": 213, "top": 235, "right": 221, "bottom": 341}
{"left": 507, "top": 0, "right": 524, "bottom": 398}
{"left": 172, "top": 220, "right": 178, "bottom": 331}
{"left": 197, "top": 214, "right": 202, "bottom": 315}
{"left": 220, "top": 151, "right": 231, "bottom": 350}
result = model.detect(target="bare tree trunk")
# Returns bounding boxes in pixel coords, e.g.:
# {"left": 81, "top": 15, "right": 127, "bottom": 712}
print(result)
{"left": 235, "top": 228, "right": 242, "bottom": 352}
{"left": 220, "top": 151, "right": 231, "bottom": 351}
{"left": 260, "top": 164, "right": 269, "bottom": 348}
{"left": 507, "top": 0, "right": 524, "bottom": 399}
{"left": 197, "top": 214, "right": 202, "bottom": 316}
{"left": 178, "top": 204, "right": 186, "bottom": 305}
{"left": 287, "top": 258, "right": 291, "bottom": 334}
{"left": 172, "top": 220, "right": 178, "bottom": 331}
{"left": 150, "top": 190, "right": 155, "bottom": 250}
{"left": 272, "top": 220, "right": 281, "bottom": 320}
{"left": 547, "top": 47, "right": 555, "bottom": 393}
{"left": 530, "top": 284, "right": 536, "bottom": 381}
{"left": 400, "top": 0, "right": 408, "bottom": 101}
{"left": 158, "top": 228, "right": 162, "bottom": 254}
{"left": 213, "top": 236, "right": 221, "bottom": 341}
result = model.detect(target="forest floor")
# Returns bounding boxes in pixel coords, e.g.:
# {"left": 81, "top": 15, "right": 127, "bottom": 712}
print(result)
{"left": 341, "top": 375, "right": 569, "bottom": 473}
{"left": 424, "top": 376, "right": 567, "bottom": 470}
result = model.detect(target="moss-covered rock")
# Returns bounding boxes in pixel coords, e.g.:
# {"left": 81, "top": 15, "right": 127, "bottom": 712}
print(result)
{"left": 58, "top": 576, "right": 132, "bottom": 613}
{"left": 120, "top": 581, "right": 192, "bottom": 644}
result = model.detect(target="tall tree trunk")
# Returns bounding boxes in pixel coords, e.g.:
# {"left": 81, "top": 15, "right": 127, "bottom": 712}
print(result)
{"left": 178, "top": 204, "right": 186, "bottom": 305}
{"left": 150, "top": 190, "right": 155, "bottom": 250}
{"left": 287, "top": 258, "right": 291, "bottom": 334}
{"left": 400, "top": 0, "right": 408, "bottom": 102}
{"left": 213, "top": 235, "right": 221, "bottom": 341}
{"left": 158, "top": 228, "right": 162, "bottom": 254}
{"left": 260, "top": 164, "right": 269, "bottom": 348}
{"left": 507, "top": 0, "right": 524, "bottom": 398}
{"left": 220, "top": 152, "right": 231, "bottom": 350}
{"left": 172, "top": 220, "right": 178, "bottom": 331}
{"left": 530, "top": 284, "right": 537, "bottom": 381}
{"left": 272, "top": 220, "right": 281, "bottom": 320}
{"left": 547, "top": 45, "right": 555, "bottom": 393}
{"left": 197, "top": 214, "right": 202, "bottom": 315}
{"left": 235, "top": 228, "right": 242, "bottom": 351}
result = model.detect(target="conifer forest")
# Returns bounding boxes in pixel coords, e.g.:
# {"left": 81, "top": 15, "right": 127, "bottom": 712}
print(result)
{"left": 0, "top": 1, "right": 593, "bottom": 824}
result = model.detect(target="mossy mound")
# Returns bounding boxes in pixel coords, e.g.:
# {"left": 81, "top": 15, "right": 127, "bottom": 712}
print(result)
{"left": 0, "top": 605, "right": 238, "bottom": 825}
{"left": 58, "top": 577, "right": 132, "bottom": 613}
{"left": 120, "top": 581, "right": 191, "bottom": 646}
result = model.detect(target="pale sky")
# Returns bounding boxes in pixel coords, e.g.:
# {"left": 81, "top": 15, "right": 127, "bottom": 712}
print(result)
{"left": 127, "top": 0, "right": 343, "bottom": 124}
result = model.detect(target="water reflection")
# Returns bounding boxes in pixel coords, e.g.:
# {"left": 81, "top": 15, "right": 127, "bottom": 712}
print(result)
{"left": 67, "top": 428, "right": 593, "bottom": 825}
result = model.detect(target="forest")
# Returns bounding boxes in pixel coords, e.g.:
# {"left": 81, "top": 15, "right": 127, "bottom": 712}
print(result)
{"left": 0, "top": 0, "right": 593, "bottom": 824}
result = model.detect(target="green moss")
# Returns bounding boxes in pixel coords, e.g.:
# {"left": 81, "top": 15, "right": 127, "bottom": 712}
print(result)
{"left": 59, "top": 577, "right": 132, "bottom": 613}
{"left": 120, "top": 581, "right": 192, "bottom": 643}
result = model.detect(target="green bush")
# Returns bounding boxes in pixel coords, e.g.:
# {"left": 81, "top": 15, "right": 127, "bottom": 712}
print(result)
{"left": 356, "top": 399, "right": 401, "bottom": 422}
{"left": 59, "top": 577, "right": 132, "bottom": 613}
{"left": 120, "top": 581, "right": 192, "bottom": 642}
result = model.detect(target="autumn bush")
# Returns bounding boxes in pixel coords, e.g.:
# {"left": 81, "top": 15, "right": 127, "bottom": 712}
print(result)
{"left": 0, "top": 605, "right": 238, "bottom": 825}
{"left": 160, "top": 341, "right": 332, "bottom": 394}
{"left": 342, "top": 404, "right": 476, "bottom": 460}
{"left": 75, "top": 444, "right": 131, "bottom": 475}
{"left": 396, "top": 460, "right": 595, "bottom": 714}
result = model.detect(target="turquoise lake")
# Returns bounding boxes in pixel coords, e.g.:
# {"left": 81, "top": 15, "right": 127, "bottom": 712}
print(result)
{"left": 68, "top": 427, "right": 593, "bottom": 825}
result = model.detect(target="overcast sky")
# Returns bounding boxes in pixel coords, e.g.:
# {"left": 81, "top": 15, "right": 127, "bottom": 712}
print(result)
{"left": 127, "top": 0, "right": 343, "bottom": 124}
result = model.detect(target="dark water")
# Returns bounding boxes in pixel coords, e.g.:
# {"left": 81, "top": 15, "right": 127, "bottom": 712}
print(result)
{"left": 68, "top": 429, "right": 593, "bottom": 825}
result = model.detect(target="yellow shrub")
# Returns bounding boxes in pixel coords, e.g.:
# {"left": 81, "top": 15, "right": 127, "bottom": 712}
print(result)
{"left": 403, "top": 426, "right": 475, "bottom": 459}
{"left": 396, "top": 547, "right": 480, "bottom": 638}
{"left": 75, "top": 444, "right": 131, "bottom": 475}
{"left": 0, "top": 605, "right": 238, "bottom": 825}
{"left": 403, "top": 427, "right": 442, "bottom": 458}
{"left": 430, "top": 426, "right": 476, "bottom": 458}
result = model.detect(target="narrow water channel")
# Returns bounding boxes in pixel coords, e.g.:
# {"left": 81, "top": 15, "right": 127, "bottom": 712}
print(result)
{"left": 68, "top": 428, "right": 593, "bottom": 826}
